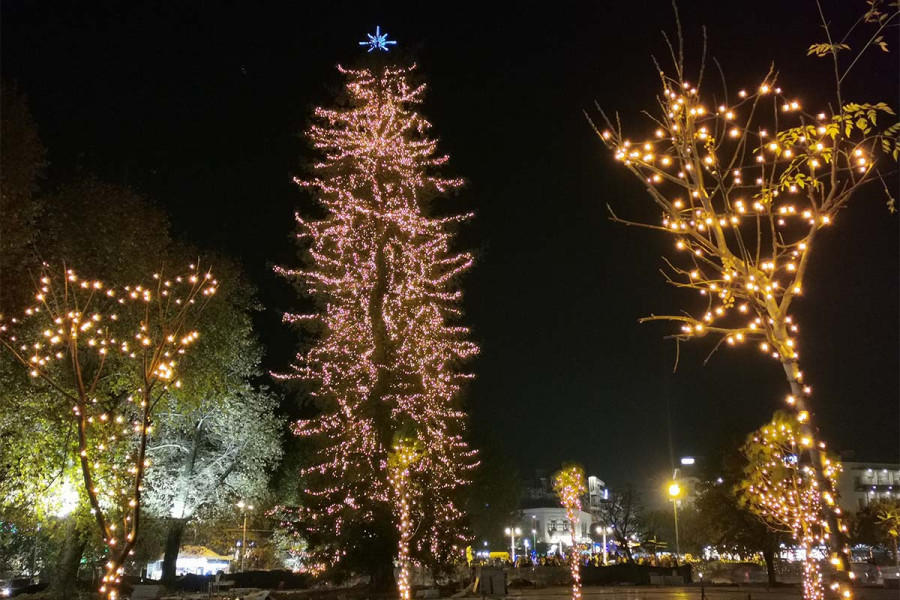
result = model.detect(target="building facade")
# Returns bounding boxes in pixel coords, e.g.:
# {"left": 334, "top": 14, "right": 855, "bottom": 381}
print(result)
{"left": 146, "top": 545, "right": 231, "bottom": 580}
{"left": 516, "top": 470, "right": 606, "bottom": 553}
{"left": 836, "top": 461, "right": 900, "bottom": 511}
{"left": 520, "top": 506, "right": 595, "bottom": 550}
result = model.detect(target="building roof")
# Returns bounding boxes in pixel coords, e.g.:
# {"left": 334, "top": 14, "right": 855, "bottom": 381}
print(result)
{"left": 158, "top": 545, "right": 231, "bottom": 562}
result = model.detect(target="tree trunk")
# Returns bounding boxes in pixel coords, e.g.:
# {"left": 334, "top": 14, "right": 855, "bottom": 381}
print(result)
{"left": 779, "top": 358, "right": 850, "bottom": 574}
{"left": 47, "top": 518, "right": 86, "bottom": 600}
{"left": 161, "top": 518, "right": 188, "bottom": 585}
{"left": 368, "top": 552, "right": 396, "bottom": 593}
{"left": 762, "top": 549, "right": 777, "bottom": 586}
{"left": 618, "top": 536, "right": 633, "bottom": 562}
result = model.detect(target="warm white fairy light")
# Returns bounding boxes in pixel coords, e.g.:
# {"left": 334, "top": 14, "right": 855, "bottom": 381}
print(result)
{"left": 274, "top": 63, "right": 477, "bottom": 572}
{"left": 0, "top": 263, "right": 216, "bottom": 600}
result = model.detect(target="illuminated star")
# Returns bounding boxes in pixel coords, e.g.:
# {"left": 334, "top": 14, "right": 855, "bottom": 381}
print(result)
{"left": 359, "top": 26, "right": 397, "bottom": 52}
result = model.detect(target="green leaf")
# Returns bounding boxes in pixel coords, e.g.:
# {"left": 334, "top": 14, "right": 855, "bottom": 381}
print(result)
{"left": 807, "top": 42, "right": 850, "bottom": 57}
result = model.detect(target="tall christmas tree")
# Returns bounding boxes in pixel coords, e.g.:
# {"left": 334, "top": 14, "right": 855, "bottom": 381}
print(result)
{"left": 276, "top": 50, "right": 478, "bottom": 585}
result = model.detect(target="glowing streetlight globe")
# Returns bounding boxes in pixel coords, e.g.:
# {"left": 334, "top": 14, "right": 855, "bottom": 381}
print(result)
{"left": 668, "top": 482, "right": 682, "bottom": 498}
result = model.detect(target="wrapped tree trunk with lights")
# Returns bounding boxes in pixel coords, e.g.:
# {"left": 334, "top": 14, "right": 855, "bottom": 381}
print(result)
{"left": 738, "top": 412, "right": 841, "bottom": 600}
{"left": 0, "top": 264, "right": 217, "bottom": 600}
{"left": 553, "top": 465, "right": 587, "bottom": 600}
{"left": 592, "top": 4, "right": 898, "bottom": 596}
{"left": 276, "top": 55, "right": 478, "bottom": 586}
{"left": 388, "top": 436, "right": 426, "bottom": 600}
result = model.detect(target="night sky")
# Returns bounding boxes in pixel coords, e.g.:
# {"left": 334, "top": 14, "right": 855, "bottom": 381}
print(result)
{"left": 3, "top": 1, "right": 897, "bottom": 493}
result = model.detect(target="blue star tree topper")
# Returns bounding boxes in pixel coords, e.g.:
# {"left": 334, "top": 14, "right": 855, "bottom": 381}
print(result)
{"left": 359, "top": 26, "right": 397, "bottom": 52}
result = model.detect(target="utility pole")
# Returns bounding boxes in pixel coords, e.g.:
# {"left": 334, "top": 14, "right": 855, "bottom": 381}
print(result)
{"left": 668, "top": 482, "right": 682, "bottom": 564}
{"left": 504, "top": 527, "right": 521, "bottom": 563}
{"left": 237, "top": 501, "right": 254, "bottom": 572}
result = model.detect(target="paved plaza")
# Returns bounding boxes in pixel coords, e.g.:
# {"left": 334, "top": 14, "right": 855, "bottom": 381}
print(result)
{"left": 509, "top": 587, "right": 898, "bottom": 600}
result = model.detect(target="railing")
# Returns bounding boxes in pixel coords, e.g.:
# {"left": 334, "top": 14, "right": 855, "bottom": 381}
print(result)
{"left": 507, "top": 564, "right": 693, "bottom": 587}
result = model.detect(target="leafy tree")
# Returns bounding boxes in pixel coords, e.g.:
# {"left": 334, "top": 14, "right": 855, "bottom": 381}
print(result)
{"left": 1, "top": 171, "right": 283, "bottom": 595}
{"left": 591, "top": 4, "right": 898, "bottom": 594}
{"left": 737, "top": 412, "right": 840, "bottom": 600}
{"left": 142, "top": 260, "right": 283, "bottom": 583}
{"left": 1, "top": 263, "right": 218, "bottom": 600}
{"left": 1, "top": 178, "right": 181, "bottom": 598}
{"left": 37, "top": 177, "right": 174, "bottom": 282}
{"left": 693, "top": 476, "right": 780, "bottom": 584}
{"left": 876, "top": 502, "right": 900, "bottom": 565}
{"left": 850, "top": 499, "right": 900, "bottom": 565}
{"left": 0, "top": 81, "right": 46, "bottom": 312}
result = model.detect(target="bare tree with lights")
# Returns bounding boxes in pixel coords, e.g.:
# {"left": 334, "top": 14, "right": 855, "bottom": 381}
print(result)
{"left": 597, "top": 484, "right": 643, "bottom": 562}
{"left": 0, "top": 264, "right": 217, "bottom": 600}
{"left": 552, "top": 464, "right": 587, "bottom": 600}
{"left": 592, "top": 3, "right": 898, "bottom": 595}
{"left": 738, "top": 412, "right": 841, "bottom": 600}
{"left": 276, "top": 62, "right": 478, "bottom": 586}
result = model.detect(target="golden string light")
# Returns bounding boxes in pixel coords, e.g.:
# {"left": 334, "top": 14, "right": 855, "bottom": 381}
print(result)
{"left": 553, "top": 465, "right": 587, "bottom": 600}
{"left": 740, "top": 413, "right": 842, "bottom": 600}
{"left": 388, "top": 439, "right": 425, "bottom": 600}
{"left": 0, "top": 263, "right": 216, "bottom": 600}
{"left": 594, "top": 48, "right": 897, "bottom": 599}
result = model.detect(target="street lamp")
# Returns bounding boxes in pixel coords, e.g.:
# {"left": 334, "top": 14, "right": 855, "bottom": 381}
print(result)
{"left": 237, "top": 500, "right": 254, "bottom": 572}
{"left": 667, "top": 482, "right": 682, "bottom": 561}
{"left": 504, "top": 527, "right": 522, "bottom": 562}
{"left": 531, "top": 515, "right": 538, "bottom": 553}
{"left": 596, "top": 525, "right": 612, "bottom": 565}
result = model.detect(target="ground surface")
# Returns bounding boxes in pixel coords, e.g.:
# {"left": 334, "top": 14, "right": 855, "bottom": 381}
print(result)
{"left": 508, "top": 587, "right": 897, "bottom": 600}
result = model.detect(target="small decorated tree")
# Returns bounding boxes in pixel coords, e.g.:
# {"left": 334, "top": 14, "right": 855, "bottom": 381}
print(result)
{"left": 0, "top": 264, "right": 216, "bottom": 599}
{"left": 552, "top": 465, "right": 587, "bottom": 600}
{"left": 738, "top": 412, "right": 841, "bottom": 600}
{"left": 875, "top": 501, "right": 900, "bottom": 566}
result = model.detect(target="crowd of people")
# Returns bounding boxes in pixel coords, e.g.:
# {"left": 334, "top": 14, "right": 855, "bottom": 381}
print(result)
{"left": 473, "top": 552, "right": 681, "bottom": 569}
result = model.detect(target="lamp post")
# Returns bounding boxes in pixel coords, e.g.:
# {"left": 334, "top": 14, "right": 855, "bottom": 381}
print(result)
{"left": 596, "top": 525, "right": 611, "bottom": 565}
{"left": 237, "top": 500, "right": 254, "bottom": 572}
{"left": 531, "top": 515, "right": 538, "bottom": 553}
{"left": 504, "top": 527, "right": 522, "bottom": 563}
{"left": 667, "top": 482, "right": 682, "bottom": 562}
